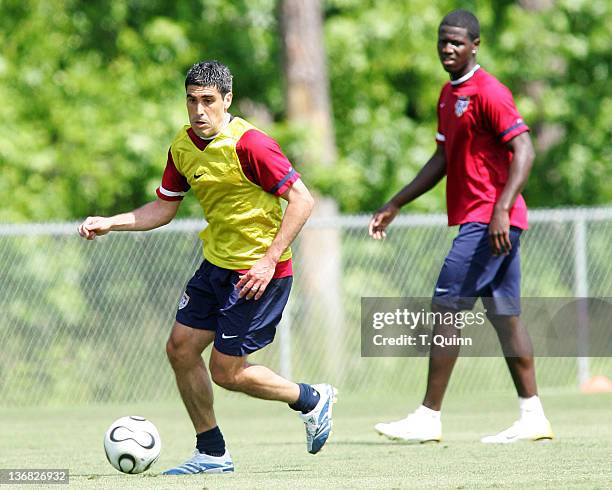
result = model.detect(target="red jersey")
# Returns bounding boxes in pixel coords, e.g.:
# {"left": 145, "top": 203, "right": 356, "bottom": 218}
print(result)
{"left": 436, "top": 65, "right": 529, "bottom": 229}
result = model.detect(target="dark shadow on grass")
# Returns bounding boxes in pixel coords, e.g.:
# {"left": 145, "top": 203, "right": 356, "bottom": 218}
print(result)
{"left": 249, "top": 468, "right": 306, "bottom": 474}
{"left": 332, "top": 441, "right": 443, "bottom": 447}
{"left": 258, "top": 440, "right": 441, "bottom": 447}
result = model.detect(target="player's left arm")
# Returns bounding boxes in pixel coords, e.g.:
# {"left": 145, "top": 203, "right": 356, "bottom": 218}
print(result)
{"left": 489, "top": 132, "right": 535, "bottom": 255}
{"left": 232, "top": 129, "right": 313, "bottom": 300}
{"left": 236, "top": 178, "right": 314, "bottom": 300}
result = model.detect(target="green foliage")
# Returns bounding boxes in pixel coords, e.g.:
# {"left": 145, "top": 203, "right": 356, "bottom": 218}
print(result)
{"left": 0, "top": 0, "right": 280, "bottom": 222}
{"left": 321, "top": 0, "right": 612, "bottom": 211}
{"left": 0, "top": 0, "right": 609, "bottom": 222}
{"left": 474, "top": 0, "right": 611, "bottom": 208}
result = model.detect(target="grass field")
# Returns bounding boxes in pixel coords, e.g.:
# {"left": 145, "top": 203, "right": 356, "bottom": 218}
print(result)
{"left": 1, "top": 389, "right": 610, "bottom": 489}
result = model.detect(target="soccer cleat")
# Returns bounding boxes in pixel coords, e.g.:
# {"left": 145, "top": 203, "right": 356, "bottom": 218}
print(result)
{"left": 162, "top": 449, "right": 234, "bottom": 475}
{"left": 481, "top": 416, "right": 554, "bottom": 444}
{"left": 374, "top": 406, "right": 442, "bottom": 443}
{"left": 299, "top": 383, "right": 338, "bottom": 454}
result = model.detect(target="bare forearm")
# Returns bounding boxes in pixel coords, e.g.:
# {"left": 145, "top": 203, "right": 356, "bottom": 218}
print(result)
{"left": 235, "top": 179, "right": 314, "bottom": 300}
{"left": 111, "top": 200, "right": 178, "bottom": 231}
{"left": 265, "top": 198, "right": 313, "bottom": 263}
{"left": 390, "top": 147, "right": 446, "bottom": 208}
{"left": 496, "top": 134, "right": 534, "bottom": 212}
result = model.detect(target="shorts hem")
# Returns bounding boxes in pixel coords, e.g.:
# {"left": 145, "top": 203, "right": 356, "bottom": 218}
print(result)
{"left": 213, "top": 339, "right": 273, "bottom": 357}
{"left": 175, "top": 315, "right": 216, "bottom": 331}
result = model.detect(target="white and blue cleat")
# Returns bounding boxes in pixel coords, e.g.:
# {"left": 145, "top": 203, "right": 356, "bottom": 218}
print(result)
{"left": 299, "top": 383, "right": 338, "bottom": 454}
{"left": 162, "top": 449, "right": 234, "bottom": 475}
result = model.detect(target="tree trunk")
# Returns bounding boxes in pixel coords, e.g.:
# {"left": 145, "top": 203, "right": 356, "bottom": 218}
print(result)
{"left": 280, "top": 0, "right": 344, "bottom": 380}
{"left": 281, "top": 0, "right": 337, "bottom": 165}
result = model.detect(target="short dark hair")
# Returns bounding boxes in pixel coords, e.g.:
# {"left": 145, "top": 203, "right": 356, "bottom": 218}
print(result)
{"left": 440, "top": 9, "right": 480, "bottom": 41}
{"left": 184, "top": 60, "right": 233, "bottom": 96}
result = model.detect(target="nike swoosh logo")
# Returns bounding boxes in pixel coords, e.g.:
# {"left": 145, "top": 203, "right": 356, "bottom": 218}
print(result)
{"left": 221, "top": 333, "right": 238, "bottom": 339}
{"left": 435, "top": 288, "right": 449, "bottom": 293}
{"left": 194, "top": 173, "right": 204, "bottom": 179}
{"left": 440, "top": 103, "right": 446, "bottom": 108}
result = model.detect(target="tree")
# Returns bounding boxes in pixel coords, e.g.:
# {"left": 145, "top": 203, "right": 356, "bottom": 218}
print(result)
{"left": 0, "top": 0, "right": 609, "bottom": 223}
{"left": 280, "top": 0, "right": 344, "bottom": 376}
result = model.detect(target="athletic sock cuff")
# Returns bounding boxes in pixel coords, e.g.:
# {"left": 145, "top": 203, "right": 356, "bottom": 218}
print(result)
{"left": 417, "top": 404, "right": 441, "bottom": 420}
{"left": 289, "top": 383, "right": 319, "bottom": 414}
{"left": 196, "top": 426, "right": 226, "bottom": 456}
{"left": 519, "top": 395, "right": 545, "bottom": 416}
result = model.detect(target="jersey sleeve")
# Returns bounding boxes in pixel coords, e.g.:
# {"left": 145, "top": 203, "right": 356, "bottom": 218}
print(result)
{"left": 435, "top": 87, "right": 448, "bottom": 144}
{"left": 235, "top": 129, "right": 300, "bottom": 196}
{"left": 156, "top": 148, "right": 190, "bottom": 201}
{"left": 436, "top": 128, "right": 446, "bottom": 145}
{"left": 481, "top": 83, "right": 529, "bottom": 143}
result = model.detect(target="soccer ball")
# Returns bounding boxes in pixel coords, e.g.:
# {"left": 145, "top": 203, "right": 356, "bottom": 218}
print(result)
{"left": 103, "top": 416, "right": 161, "bottom": 474}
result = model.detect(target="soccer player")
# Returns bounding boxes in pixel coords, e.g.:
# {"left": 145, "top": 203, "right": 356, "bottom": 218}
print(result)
{"left": 368, "top": 10, "right": 553, "bottom": 444}
{"left": 78, "top": 60, "right": 337, "bottom": 473}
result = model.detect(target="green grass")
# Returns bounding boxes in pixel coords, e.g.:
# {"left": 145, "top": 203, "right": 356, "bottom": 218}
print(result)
{"left": 1, "top": 389, "right": 610, "bottom": 489}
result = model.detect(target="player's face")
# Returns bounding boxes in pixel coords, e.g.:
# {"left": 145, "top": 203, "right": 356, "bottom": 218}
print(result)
{"left": 437, "top": 25, "right": 479, "bottom": 79}
{"left": 186, "top": 85, "right": 233, "bottom": 138}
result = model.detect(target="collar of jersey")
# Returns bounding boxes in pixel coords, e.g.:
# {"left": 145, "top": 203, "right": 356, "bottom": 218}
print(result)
{"left": 450, "top": 64, "right": 480, "bottom": 86}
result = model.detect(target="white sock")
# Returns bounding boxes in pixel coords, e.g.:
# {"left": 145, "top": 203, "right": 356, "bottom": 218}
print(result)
{"left": 416, "top": 404, "right": 441, "bottom": 420}
{"left": 519, "top": 395, "right": 545, "bottom": 418}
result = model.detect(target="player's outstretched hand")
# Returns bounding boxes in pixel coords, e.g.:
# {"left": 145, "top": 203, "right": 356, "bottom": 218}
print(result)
{"left": 78, "top": 216, "right": 114, "bottom": 240}
{"left": 236, "top": 256, "right": 276, "bottom": 300}
{"left": 369, "top": 202, "right": 400, "bottom": 240}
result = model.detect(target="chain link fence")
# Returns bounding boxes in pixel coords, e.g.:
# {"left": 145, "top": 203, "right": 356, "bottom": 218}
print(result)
{"left": 1, "top": 207, "right": 611, "bottom": 406}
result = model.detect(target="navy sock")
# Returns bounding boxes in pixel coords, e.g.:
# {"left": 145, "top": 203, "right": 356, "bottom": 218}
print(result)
{"left": 196, "top": 426, "right": 225, "bottom": 457}
{"left": 289, "top": 383, "right": 320, "bottom": 414}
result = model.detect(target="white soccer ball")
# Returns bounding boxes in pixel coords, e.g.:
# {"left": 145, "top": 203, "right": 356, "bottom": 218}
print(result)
{"left": 104, "top": 416, "right": 161, "bottom": 474}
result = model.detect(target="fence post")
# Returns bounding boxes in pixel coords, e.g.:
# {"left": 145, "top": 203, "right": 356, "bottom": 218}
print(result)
{"left": 573, "top": 218, "right": 590, "bottom": 386}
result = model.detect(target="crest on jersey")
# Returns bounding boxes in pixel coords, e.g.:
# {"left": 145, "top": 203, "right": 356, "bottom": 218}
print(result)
{"left": 455, "top": 96, "right": 470, "bottom": 117}
{"left": 178, "top": 292, "right": 190, "bottom": 310}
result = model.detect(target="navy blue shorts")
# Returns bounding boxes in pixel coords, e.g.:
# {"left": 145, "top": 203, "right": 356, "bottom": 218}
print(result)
{"left": 175, "top": 260, "right": 292, "bottom": 357}
{"left": 432, "top": 222, "right": 522, "bottom": 316}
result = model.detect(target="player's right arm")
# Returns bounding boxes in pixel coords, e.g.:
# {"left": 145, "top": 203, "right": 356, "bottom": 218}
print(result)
{"left": 79, "top": 144, "right": 189, "bottom": 240}
{"left": 369, "top": 144, "right": 446, "bottom": 240}
{"left": 78, "top": 198, "right": 181, "bottom": 240}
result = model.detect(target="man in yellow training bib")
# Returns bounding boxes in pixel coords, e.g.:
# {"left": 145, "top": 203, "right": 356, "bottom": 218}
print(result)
{"left": 78, "top": 60, "right": 337, "bottom": 475}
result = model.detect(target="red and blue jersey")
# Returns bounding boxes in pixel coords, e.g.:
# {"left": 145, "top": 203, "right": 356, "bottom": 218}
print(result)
{"left": 436, "top": 65, "right": 529, "bottom": 229}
